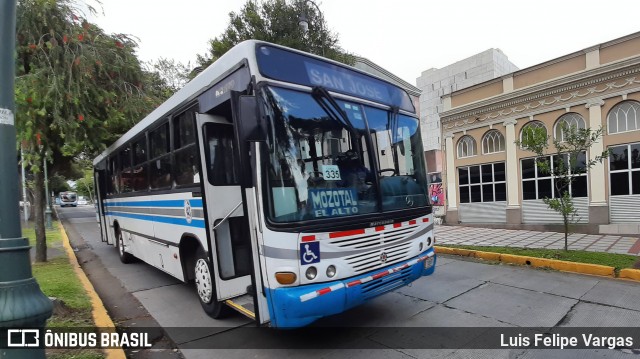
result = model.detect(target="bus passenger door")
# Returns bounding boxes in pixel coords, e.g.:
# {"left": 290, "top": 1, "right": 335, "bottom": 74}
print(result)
{"left": 94, "top": 170, "right": 110, "bottom": 244}
{"left": 196, "top": 113, "right": 253, "bottom": 301}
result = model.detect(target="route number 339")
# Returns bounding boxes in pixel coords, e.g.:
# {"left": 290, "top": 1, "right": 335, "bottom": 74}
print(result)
{"left": 321, "top": 165, "right": 342, "bottom": 181}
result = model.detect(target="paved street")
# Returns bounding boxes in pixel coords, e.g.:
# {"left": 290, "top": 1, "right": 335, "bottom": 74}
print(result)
{"left": 57, "top": 206, "right": 640, "bottom": 358}
{"left": 435, "top": 225, "right": 640, "bottom": 255}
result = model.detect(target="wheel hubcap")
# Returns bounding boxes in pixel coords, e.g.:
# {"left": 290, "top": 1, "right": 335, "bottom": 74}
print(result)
{"left": 195, "top": 259, "right": 213, "bottom": 303}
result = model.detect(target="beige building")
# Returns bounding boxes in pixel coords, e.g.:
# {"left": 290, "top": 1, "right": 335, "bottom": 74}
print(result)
{"left": 440, "top": 32, "right": 640, "bottom": 235}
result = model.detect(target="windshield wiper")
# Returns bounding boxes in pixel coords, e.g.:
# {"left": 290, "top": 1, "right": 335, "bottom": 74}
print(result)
{"left": 388, "top": 107, "right": 400, "bottom": 173}
{"left": 388, "top": 106, "right": 399, "bottom": 144}
{"left": 311, "top": 86, "right": 356, "bottom": 133}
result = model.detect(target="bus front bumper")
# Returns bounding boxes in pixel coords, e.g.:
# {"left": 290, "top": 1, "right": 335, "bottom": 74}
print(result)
{"left": 267, "top": 248, "right": 436, "bottom": 328}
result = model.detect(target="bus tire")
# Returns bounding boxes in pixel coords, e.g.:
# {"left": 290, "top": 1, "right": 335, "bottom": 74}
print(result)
{"left": 194, "top": 247, "right": 230, "bottom": 319}
{"left": 116, "top": 229, "right": 134, "bottom": 264}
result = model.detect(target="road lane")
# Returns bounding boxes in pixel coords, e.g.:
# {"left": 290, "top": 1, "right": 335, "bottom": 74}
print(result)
{"left": 57, "top": 206, "right": 640, "bottom": 358}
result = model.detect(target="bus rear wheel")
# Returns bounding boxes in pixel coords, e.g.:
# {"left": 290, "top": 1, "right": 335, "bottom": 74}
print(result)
{"left": 116, "top": 229, "right": 134, "bottom": 264}
{"left": 194, "top": 247, "right": 230, "bottom": 319}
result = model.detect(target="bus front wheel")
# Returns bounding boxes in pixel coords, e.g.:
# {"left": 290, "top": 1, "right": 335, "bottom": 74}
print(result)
{"left": 194, "top": 247, "right": 230, "bottom": 319}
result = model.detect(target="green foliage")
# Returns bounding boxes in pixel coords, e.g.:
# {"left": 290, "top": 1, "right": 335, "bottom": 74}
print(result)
{"left": 14, "top": 0, "right": 175, "bottom": 261}
{"left": 50, "top": 173, "right": 71, "bottom": 194}
{"left": 542, "top": 191, "right": 577, "bottom": 228}
{"left": 144, "top": 57, "right": 190, "bottom": 97}
{"left": 34, "top": 257, "right": 92, "bottom": 310}
{"left": 73, "top": 168, "right": 94, "bottom": 201}
{"left": 27, "top": 222, "right": 103, "bottom": 358}
{"left": 196, "top": 0, "right": 354, "bottom": 74}
{"left": 517, "top": 122, "right": 608, "bottom": 250}
{"left": 26, "top": 222, "right": 90, "bottom": 309}
{"left": 15, "top": 0, "right": 163, "bottom": 169}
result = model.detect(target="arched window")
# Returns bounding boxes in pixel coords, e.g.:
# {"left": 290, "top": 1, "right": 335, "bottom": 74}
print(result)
{"left": 607, "top": 101, "right": 640, "bottom": 134}
{"left": 520, "top": 121, "right": 547, "bottom": 146}
{"left": 482, "top": 130, "right": 505, "bottom": 154}
{"left": 554, "top": 113, "right": 585, "bottom": 142}
{"left": 457, "top": 135, "right": 477, "bottom": 158}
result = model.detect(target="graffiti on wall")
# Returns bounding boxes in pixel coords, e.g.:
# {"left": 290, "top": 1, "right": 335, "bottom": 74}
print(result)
{"left": 429, "top": 183, "right": 445, "bottom": 206}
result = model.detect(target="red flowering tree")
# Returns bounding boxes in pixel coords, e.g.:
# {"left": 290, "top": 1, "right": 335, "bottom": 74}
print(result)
{"left": 15, "top": 0, "right": 162, "bottom": 261}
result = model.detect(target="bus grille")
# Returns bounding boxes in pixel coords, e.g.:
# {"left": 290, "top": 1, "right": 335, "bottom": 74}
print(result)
{"left": 345, "top": 242, "right": 412, "bottom": 274}
{"left": 361, "top": 266, "right": 413, "bottom": 300}
{"left": 328, "top": 226, "right": 416, "bottom": 250}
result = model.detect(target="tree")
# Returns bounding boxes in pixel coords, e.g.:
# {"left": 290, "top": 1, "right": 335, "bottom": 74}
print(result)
{"left": 145, "top": 58, "right": 190, "bottom": 96}
{"left": 74, "top": 169, "right": 94, "bottom": 203}
{"left": 195, "top": 0, "right": 354, "bottom": 74}
{"left": 15, "top": 0, "right": 160, "bottom": 261}
{"left": 518, "top": 123, "right": 608, "bottom": 251}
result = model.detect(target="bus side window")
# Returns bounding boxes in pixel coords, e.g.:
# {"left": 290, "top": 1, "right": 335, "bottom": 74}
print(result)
{"left": 204, "top": 123, "right": 238, "bottom": 186}
{"left": 149, "top": 122, "right": 172, "bottom": 189}
{"left": 173, "top": 111, "right": 199, "bottom": 186}
{"left": 132, "top": 137, "right": 149, "bottom": 192}
{"left": 119, "top": 145, "right": 132, "bottom": 193}
{"left": 108, "top": 157, "right": 118, "bottom": 195}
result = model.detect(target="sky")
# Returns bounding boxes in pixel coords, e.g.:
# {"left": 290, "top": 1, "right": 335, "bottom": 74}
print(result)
{"left": 88, "top": 0, "right": 640, "bottom": 86}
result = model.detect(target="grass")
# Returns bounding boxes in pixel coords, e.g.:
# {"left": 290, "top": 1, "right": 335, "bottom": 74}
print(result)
{"left": 32, "top": 257, "right": 93, "bottom": 314}
{"left": 441, "top": 244, "right": 639, "bottom": 273}
{"left": 26, "top": 221, "right": 105, "bottom": 359}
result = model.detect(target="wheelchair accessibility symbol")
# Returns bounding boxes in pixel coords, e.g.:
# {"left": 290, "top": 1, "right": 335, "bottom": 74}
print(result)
{"left": 300, "top": 242, "right": 320, "bottom": 265}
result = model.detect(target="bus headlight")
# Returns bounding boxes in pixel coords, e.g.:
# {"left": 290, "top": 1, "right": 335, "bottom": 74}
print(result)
{"left": 326, "top": 265, "right": 336, "bottom": 278}
{"left": 427, "top": 237, "right": 432, "bottom": 247}
{"left": 305, "top": 266, "right": 317, "bottom": 280}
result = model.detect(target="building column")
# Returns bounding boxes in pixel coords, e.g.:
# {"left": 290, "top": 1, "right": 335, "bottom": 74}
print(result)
{"left": 503, "top": 119, "right": 521, "bottom": 224}
{"left": 585, "top": 98, "right": 609, "bottom": 224}
{"left": 444, "top": 134, "right": 459, "bottom": 223}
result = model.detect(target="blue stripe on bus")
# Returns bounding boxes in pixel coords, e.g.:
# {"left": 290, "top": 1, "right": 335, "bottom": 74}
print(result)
{"left": 105, "top": 211, "right": 206, "bottom": 228}
{"left": 104, "top": 199, "right": 203, "bottom": 208}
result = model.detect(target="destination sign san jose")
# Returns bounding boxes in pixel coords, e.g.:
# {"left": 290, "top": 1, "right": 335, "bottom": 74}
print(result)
{"left": 305, "top": 62, "right": 386, "bottom": 102}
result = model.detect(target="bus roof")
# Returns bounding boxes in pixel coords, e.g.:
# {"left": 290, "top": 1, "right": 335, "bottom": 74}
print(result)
{"left": 93, "top": 40, "right": 264, "bottom": 166}
{"left": 93, "top": 40, "right": 413, "bottom": 166}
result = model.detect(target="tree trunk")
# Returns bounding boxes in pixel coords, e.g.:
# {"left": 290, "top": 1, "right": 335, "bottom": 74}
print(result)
{"left": 33, "top": 170, "right": 47, "bottom": 262}
{"left": 559, "top": 195, "right": 569, "bottom": 252}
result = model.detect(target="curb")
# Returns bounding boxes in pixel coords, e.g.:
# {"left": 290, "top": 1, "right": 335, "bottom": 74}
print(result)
{"left": 620, "top": 268, "right": 640, "bottom": 281}
{"left": 434, "top": 245, "right": 635, "bottom": 280}
{"left": 59, "top": 222, "right": 127, "bottom": 359}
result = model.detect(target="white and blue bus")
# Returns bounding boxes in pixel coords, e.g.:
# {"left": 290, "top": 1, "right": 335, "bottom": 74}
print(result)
{"left": 59, "top": 191, "right": 78, "bottom": 207}
{"left": 93, "top": 41, "right": 436, "bottom": 328}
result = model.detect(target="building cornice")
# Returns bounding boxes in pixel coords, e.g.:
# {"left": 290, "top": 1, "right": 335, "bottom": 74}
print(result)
{"left": 599, "top": 31, "right": 640, "bottom": 50}
{"left": 451, "top": 49, "right": 586, "bottom": 98}
{"left": 441, "top": 56, "right": 640, "bottom": 128}
{"left": 450, "top": 31, "right": 640, "bottom": 98}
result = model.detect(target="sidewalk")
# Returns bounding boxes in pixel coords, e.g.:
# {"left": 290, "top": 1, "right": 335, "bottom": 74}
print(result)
{"left": 434, "top": 224, "right": 640, "bottom": 256}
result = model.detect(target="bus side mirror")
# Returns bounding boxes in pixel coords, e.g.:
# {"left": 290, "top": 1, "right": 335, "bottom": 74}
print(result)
{"left": 237, "top": 95, "right": 266, "bottom": 142}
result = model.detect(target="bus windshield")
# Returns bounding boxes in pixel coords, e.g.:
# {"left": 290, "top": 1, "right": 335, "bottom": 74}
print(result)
{"left": 261, "top": 85, "right": 428, "bottom": 224}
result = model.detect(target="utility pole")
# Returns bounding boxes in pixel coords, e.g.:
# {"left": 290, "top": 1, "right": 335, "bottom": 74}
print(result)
{"left": 0, "top": 1, "right": 53, "bottom": 358}
{"left": 43, "top": 158, "right": 52, "bottom": 229}
{"left": 21, "top": 147, "right": 29, "bottom": 226}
